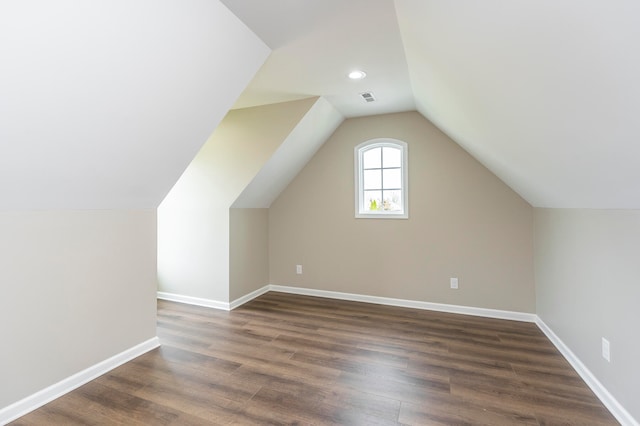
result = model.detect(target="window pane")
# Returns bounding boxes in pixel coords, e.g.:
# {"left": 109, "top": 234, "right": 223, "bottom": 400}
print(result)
{"left": 382, "top": 146, "right": 401, "bottom": 168}
{"left": 381, "top": 190, "right": 402, "bottom": 211}
{"left": 356, "top": 140, "right": 408, "bottom": 218}
{"left": 382, "top": 168, "right": 402, "bottom": 189}
{"left": 363, "top": 147, "right": 381, "bottom": 169}
{"left": 363, "top": 190, "right": 382, "bottom": 212}
{"left": 363, "top": 169, "right": 381, "bottom": 190}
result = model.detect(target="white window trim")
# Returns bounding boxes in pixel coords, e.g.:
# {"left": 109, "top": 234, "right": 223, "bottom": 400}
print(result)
{"left": 354, "top": 138, "right": 408, "bottom": 219}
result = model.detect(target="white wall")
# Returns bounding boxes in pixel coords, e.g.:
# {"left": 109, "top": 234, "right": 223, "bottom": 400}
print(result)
{"left": 0, "top": 210, "right": 157, "bottom": 408}
{"left": 535, "top": 208, "right": 640, "bottom": 423}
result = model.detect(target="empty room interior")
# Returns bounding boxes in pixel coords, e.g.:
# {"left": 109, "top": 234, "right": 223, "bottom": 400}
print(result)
{"left": 1, "top": 0, "right": 639, "bottom": 425}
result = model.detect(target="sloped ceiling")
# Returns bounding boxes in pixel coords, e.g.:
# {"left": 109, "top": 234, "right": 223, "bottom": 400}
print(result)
{"left": 3, "top": 1, "right": 638, "bottom": 210}
{"left": 396, "top": 0, "right": 640, "bottom": 209}
{"left": 223, "top": 0, "right": 415, "bottom": 117}
{"left": 0, "top": 0, "right": 269, "bottom": 210}
{"left": 232, "top": 97, "right": 344, "bottom": 208}
{"left": 222, "top": 0, "right": 640, "bottom": 209}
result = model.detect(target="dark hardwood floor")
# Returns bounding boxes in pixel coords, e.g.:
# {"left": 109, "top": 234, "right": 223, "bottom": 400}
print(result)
{"left": 12, "top": 292, "right": 618, "bottom": 425}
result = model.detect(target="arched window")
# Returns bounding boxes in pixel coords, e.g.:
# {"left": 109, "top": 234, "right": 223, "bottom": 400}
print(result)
{"left": 355, "top": 138, "right": 408, "bottom": 219}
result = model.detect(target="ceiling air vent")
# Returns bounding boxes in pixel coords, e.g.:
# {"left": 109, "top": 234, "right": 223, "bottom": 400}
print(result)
{"left": 360, "top": 91, "right": 376, "bottom": 103}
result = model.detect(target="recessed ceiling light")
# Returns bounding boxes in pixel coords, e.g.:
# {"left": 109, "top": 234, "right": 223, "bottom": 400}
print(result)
{"left": 348, "top": 70, "right": 367, "bottom": 80}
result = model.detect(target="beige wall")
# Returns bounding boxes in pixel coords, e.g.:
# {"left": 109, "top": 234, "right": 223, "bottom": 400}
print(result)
{"left": 229, "top": 208, "right": 269, "bottom": 301}
{"left": 535, "top": 208, "right": 640, "bottom": 422}
{"left": 269, "top": 111, "right": 535, "bottom": 312}
{"left": 158, "top": 98, "right": 316, "bottom": 302}
{"left": 0, "top": 209, "right": 157, "bottom": 408}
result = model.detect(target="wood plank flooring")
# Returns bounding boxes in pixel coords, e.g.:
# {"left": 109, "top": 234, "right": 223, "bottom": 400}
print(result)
{"left": 12, "top": 292, "right": 618, "bottom": 425}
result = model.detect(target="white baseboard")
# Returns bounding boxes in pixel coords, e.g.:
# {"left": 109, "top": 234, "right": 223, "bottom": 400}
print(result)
{"left": 536, "top": 318, "right": 638, "bottom": 426}
{"left": 229, "top": 285, "right": 270, "bottom": 310}
{"left": 158, "top": 285, "right": 536, "bottom": 322}
{"left": 156, "top": 286, "right": 636, "bottom": 424}
{"left": 14, "top": 290, "right": 633, "bottom": 426}
{"left": 157, "top": 286, "right": 271, "bottom": 312}
{"left": 0, "top": 337, "right": 160, "bottom": 425}
{"left": 269, "top": 285, "right": 537, "bottom": 322}
{"left": 157, "top": 291, "right": 230, "bottom": 311}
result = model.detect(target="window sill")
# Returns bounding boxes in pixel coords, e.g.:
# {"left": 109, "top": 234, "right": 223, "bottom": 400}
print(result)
{"left": 355, "top": 212, "right": 408, "bottom": 219}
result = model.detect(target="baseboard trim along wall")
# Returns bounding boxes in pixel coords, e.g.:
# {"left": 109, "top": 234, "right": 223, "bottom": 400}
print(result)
{"left": 157, "top": 287, "right": 272, "bottom": 312}
{"left": 157, "top": 291, "right": 231, "bottom": 310}
{"left": 536, "top": 318, "right": 638, "bottom": 426}
{"left": 229, "top": 286, "right": 271, "bottom": 310}
{"left": 157, "top": 285, "right": 536, "bottom": 322}
{"left": 0, "top": 337, "right": 160, "bottom": 425}
{"left": 156, "top": 286, "right": 636, "bottom": 425}
{"left": 11, "top": 289, "right": 632, "bottom": 424}
{"left": 269, "top": 285, "right": 537, "bottom": 322}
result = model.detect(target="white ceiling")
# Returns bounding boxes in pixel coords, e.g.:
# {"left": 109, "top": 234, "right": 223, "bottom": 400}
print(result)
{"left": 222, "top": 0, "right": 640, "bottom": 209}
{"left": 0, "top": 0, "right": 268, "bottom": 210}
{"left": 232, "top": 97, "right": 344, "bottom": 208}
{"left": 2, "top": 1, "right": 638, "bottom": 211}
{"left": 222, "top": 0, "right": 415, "bottom": 118}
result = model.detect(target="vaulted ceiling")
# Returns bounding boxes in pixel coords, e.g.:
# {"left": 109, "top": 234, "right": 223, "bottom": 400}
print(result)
{"left": 2, "top": 1, "right": 638, "bottom": 210}
{"left": 0, "top": 0, "right": 269, "bottom": 210}
{"left": 223, "top": 0, "right": 640, "bottom": 209}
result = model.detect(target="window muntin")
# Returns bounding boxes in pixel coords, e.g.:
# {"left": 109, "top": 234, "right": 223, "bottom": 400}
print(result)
{"left": 355, "top": 139, "right": 408, "bottom": 218}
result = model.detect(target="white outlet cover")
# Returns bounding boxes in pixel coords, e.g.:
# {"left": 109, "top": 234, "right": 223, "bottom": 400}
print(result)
{"left": 602, "top": 337, "right": 611, "bottom": 362}
{"left": 296, "top": 265, "right": 303, "bottom": 275}
{"left": 450, "top": 278, "right": 459, "bottom": 289}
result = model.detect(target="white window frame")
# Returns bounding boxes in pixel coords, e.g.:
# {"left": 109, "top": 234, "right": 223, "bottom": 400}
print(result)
{"left": 354, "top": 138, "right": 408, "bottom": 219}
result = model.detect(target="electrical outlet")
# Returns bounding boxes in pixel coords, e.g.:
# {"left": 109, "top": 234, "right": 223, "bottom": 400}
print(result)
{"left": 450, "top": 277, "right": 458, "bottom": 289}
{"left": 296, "top": 264, "right": 303, "bottom": 275}
{"left": 602, "top": 338, "right": 610, "bottom": 362}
